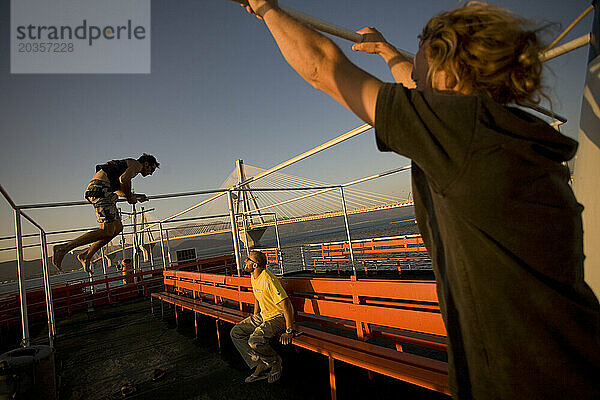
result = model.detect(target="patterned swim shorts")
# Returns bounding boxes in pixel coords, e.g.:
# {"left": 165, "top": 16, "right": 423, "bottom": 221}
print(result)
{"left": 85, "top": 179, "right": 120, "bottom": 223}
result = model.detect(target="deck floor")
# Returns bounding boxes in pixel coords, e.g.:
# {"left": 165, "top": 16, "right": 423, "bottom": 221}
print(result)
{"left": 38, "top": 297, "right": 449, "bottom": 399}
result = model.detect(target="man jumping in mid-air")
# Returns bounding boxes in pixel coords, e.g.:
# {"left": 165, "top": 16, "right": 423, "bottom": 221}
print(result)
{"left": 53, "top": 154, "right": 159, "bottom": 274}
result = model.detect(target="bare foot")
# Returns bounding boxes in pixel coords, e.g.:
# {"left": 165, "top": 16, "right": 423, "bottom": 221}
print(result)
{"left": 52, "top": 244, "right": 67, "bottom": 271}
{"left": 77, "top": 252, "right": 93, "bottom": 275}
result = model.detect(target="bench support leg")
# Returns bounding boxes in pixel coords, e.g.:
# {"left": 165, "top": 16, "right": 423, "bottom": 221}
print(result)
{"left": 151, "top": 297, "right": 154, "bottom": 315}
{"left": 161, "top": 302, "right": 164, "bottom": 320}
{"left": 175, "top": 306, "right": 179, "bottom": 328}
{"left": 194, "top": 312, "right": 199, "bottom": 339}
{"left": 215, "top": 319, "right": 221, "bottom": 352}
{"left": 329, "top": 356, "right": 337, "bottom": 400}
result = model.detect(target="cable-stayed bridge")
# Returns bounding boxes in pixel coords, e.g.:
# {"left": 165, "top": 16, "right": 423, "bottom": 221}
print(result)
{"left": 143, "top": 162, "right": 411, "bottom": 241}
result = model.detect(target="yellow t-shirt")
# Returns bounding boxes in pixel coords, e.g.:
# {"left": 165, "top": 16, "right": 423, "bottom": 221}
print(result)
{"left": 251, "top": 269, "right": 288, "bottom": 321}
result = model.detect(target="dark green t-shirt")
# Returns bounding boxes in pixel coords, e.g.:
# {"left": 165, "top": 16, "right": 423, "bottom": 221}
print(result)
{"left": 375, "top": 83, "right": 600, "bottom": 400}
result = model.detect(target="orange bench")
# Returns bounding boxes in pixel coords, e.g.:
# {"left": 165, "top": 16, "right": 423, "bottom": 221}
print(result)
{"left": 152, "top": 269, "right": 449, "bottom": 398}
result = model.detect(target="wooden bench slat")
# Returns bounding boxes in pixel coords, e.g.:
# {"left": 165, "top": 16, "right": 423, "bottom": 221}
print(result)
{"left": 294, "top": 327, "right": 449, "bottom": 394}
{"left": 154, "top": 292, "right": 246, "bottom": 324}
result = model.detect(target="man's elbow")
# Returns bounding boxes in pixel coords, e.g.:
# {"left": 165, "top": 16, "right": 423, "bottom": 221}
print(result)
{"left": 304, "top": 42, "right": 345, "bottom": 93}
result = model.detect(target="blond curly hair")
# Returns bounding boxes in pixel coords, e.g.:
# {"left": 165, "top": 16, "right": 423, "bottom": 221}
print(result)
{"left": 420, "top": 1, "right": 548, "bottom": 105}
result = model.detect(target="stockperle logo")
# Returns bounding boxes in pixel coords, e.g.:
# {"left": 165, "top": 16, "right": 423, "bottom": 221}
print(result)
{"left": 11, "top": 0, "right": 150, "bottom": 74}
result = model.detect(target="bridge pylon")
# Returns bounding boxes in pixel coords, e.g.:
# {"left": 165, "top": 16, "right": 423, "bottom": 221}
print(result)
{"left": 235, "top": 159, "right": 267, "bottom": 249}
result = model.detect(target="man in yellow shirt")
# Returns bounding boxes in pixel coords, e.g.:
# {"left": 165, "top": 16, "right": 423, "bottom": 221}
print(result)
{"left": 230, "top": 250, "right": 295, "bottom": 383}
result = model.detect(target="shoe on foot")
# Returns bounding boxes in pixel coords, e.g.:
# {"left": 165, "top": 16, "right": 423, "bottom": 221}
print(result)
{"left": 245, "top": 361, "right": 269, "bottom": 383}
{"left": 268, "top": 356, "right": 282, "bottom": 383}
{"left": 245, "top": 371, "right": 269, "bottom": 383}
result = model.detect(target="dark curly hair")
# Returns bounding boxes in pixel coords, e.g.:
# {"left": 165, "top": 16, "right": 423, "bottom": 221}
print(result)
{"left": 420, "top": 1, "right": 549, "bottom": 105}
{"left": 138, "top": 153, "right": 160, "bottom": 168}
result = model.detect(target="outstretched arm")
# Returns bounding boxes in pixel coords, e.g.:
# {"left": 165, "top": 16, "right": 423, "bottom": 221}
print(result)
{"left": 352, "top": 27, "right": 415, "bottom": 88}
{"left": 244, "top": 0, "right": 382, "bottom": 126}
{"left": 118, "top": 160, "right": 143, "bottom": 204}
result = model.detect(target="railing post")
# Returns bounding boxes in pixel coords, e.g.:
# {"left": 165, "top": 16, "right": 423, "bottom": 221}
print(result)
{"left": 132, "top": 203, "right": 138, "bottom": 272}
{"left": 273, "top": 214, "right": 283, "bottom": 275}
{"left": 165, "top": 229, "right": 173, "bottom": 267}
{"left": 39, "top": 230, "right": 56, "bottom": 348}
{"left": 339, "top": 187, "right": 356, "bottom": 277}
{"left": 159, "top": 222, "right": 168, "bottom": 270}
{"left": 141, "top": 206, "right": 146, "bottom": 270}
{"left": 88, "top": 272, "right": 95, "bottom": 300}
{"left": 100, "top": 246, "right": 112, "bottom": 303}
{"left": 100, "top": 247, "right": 108, "bottom": 279}
{"left": 227, "top": 190, "right": 242, "bottom": 275}
{"left": 300, "top": 245, "right": 306, "bottom": 271}
{"left": 14, "top": 209, "right": 30, "bottom": 347}
{"left": 120, "top": 209, "right": 126, "bottom": 261}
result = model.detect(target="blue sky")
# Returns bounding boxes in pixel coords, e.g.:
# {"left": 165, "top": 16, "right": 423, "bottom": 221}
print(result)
{"left": 0, "top": 0, "right": 594, "bottom": 261}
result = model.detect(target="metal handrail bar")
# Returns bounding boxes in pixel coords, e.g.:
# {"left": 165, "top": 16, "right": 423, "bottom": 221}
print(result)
{"left": 1, "top": 185, "right": 45, "bottom": 232}
{"left": 0, "top": 214, "right": 232, "bottom": 253}
{"left": 235, "top": 185, "right": 341, "bottom": 191}
{"left": 0, "top": 216, "right": 164, "bottom": 241}
{"left": 0, "top": 184, "right": 19, "bottom": 210}
{"left": 340, "top": 187, "right": 356, "bottom": 276}
{"left": 17, "top": 188, "right": 230, "bottom": 210}
{"left": 237, "top": 211, "right": 276, "bottom": 219}
{"left": 539, "top": 34, "right": 591, "bottom": 62}
{"left": 0, "top": 230, "right": 150, "bottom": 252}
{"left": 149, "top": 213, "right": 230, "bottom": 226}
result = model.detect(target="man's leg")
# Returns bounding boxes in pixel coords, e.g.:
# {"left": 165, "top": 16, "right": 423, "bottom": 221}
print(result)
{"left": 77, "top": 221, "right": 122, "bottom": 274}
{"left": 230, "top": 314, "right": 263, "bottom": 369}
{"left": 247, "top": 314, "right": 286, "bottom": 381}
{"left": 53, "top": 187, "right": 121, "bottom": 271}
{"left": 53, "top": 227, "right": 109, "bottom": 270}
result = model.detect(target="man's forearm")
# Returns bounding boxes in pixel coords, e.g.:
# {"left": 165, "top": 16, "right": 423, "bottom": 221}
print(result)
{"left": 376, "top": 43, "right": 414, "bottom": 87}
{"left": 119, "top": 180, "right": 135, "bottom": 201}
